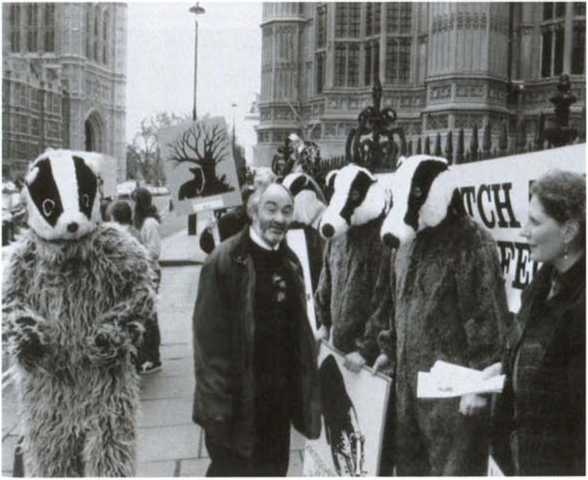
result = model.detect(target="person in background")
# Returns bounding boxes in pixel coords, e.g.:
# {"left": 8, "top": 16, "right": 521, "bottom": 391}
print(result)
{"left": 109, "top": 200, "right": 138, "bottom": 237}
{"left": 199, "top": 185, "right": 255, "bottom": 254}
{"left": 192, "top": 181, "right": 320, "bottom": 476}
{"left": 133, "top": 187, "right": 163, "bottom": 374}
{"left": 485, "top": 170, "right": 585, "bottom": 476}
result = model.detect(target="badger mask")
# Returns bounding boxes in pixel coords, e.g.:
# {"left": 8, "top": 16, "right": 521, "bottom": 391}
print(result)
{"left": 319, "top": 164, "right": 387, "bottom": 240}
{"left": 282, "top": 172, "right": 326, "bottom": 229}
{"left": 380, "top": 155, "right": 462, "bottom": 248}
{"left": 24, "top": 150, "right": 102, "bottom": 241}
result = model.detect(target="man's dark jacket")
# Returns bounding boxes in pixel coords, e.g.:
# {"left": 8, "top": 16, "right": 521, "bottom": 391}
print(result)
{"left": 192, "top": 228, "right": 321, "bottom": 457}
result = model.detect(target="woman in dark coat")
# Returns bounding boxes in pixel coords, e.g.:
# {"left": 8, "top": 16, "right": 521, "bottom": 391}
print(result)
{"left": 485, "top": 169, "right": 585, "bottom": 476}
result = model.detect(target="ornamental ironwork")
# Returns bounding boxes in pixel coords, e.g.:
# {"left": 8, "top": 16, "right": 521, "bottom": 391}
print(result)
{"left": 345, "top": 77, "right": 406, "bottom": 172}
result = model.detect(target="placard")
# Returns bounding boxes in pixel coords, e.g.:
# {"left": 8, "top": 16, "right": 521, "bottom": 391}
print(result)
{"left": 159, "top": 117, "right": 242, "bottom": 216}
{"left": 303, "top": 342, "right": 392, "bottom": 476}
{"left": 287, "top": 229, "right": 317, "bottom": 334}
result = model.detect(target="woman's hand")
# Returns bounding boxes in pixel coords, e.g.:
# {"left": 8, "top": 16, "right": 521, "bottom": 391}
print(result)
{"left": 481, "top": 361, "right": 503, "bottom": 380}
{"left": 459, "top": 393, "right": 488, "bottom": 416}
{"left": 372, "top": 353, "right": 391, "bottom": 375}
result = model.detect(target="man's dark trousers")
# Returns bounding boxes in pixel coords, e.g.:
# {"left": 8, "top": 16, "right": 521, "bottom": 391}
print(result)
{"left": 205, "top": 393, "right": 291, "bottom": 477}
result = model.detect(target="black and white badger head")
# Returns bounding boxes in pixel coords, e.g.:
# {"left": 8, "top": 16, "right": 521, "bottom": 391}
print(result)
{"left": 319, "top": 164, "right": 387, "bottom": 239}
{"left": 23, "top": 150, "right": 101, "bottom": 241}
{"left": 282, "top": 172, "right": 326, "bottom": 228}
{"left": 380, "top": 155, "right": 463, "bottom": 248}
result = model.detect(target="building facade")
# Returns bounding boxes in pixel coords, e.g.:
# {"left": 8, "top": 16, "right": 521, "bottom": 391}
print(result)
{"left": 2, "top": 3, "right": 127, "bottom": 181}
{"left": 254, "top": 2, "right": 586, "bottom": 166}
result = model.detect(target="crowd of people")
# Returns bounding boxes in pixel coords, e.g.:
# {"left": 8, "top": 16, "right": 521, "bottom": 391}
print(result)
{"left": 192, "top": 165, "right": 585, "bottom": 477}
{"left": 2, "top": 146, "right": 584, "bottom": 477}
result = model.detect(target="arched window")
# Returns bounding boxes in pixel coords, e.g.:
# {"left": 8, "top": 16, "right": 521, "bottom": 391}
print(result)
{"left": 102, "top": 10, "right": 110, "bottom": 65}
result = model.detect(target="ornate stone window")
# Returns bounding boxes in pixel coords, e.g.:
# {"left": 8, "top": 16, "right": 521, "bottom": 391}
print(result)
{"left": 385, "top": 3, "right": 412, "bottom": 84}
{"left": 540, "top": 3, "right": 581, "bottom": 78}
{"left": 315, "top": 52, "right": 326, "bottom": 94}
{"left": 102, "top": 10, "right": 110, "bottom": 65}
{"left": 316, "top": 4, "right": 326, "bottom": 48}
{"left": 9, "top": 4, "right": 21, "bottom": 53}
{"left": 572, "top": 6, "right": 585, "bottom": 74}
{"left": 44, "top": 4, "right": 55, "bottom": 52}
{"left": 26, "top": 4, "right": 39, "bottom": 52}
{"left": 334, "top": 43, "right": 360, "bottom": 87}
{"left": 366, "top": 3, "right": 381, "bottom": 36}
{"left": 386, "top": 3, "right": 411, "bottom": 34}
{"left": 335, "top": 3, "right": 360, "bottom": 38}
{"left": 364, "top": 40, "right": 380, "bottom": 86}
{"left": 93, "top": 7, "right": 100, "bottom": 62}
{"left": 385, "top": 37, "right": 410, "bottom": 84}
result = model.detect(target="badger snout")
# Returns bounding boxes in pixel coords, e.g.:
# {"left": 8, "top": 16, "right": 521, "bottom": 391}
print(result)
{"left": 67, "top": 222, "right": 79, "bottom": 233}
{"left": 382, "top": 233, "right": 400, "bottom": 249}
{"left": 321, "top": 223, "right": 335, "bottom": 239}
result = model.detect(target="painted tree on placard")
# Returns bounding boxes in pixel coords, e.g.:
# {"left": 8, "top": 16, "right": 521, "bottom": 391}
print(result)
{"left": 167, "top": 121, "right": 234, "bottom": 198}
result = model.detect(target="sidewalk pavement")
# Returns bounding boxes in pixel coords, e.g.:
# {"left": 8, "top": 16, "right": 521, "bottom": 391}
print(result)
{"left": 1, "top": 227, "right": 306, "bottom": 476}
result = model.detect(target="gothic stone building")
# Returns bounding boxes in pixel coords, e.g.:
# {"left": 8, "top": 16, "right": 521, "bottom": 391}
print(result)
{"left": 2, "top": 3, "right": 127, "bottom": 180}
{"left": 254, "top": 2, "right": 586, "bottom": 166}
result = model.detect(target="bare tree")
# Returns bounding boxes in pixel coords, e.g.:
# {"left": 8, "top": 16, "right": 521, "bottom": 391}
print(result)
{"left": 167, "top": 121, "right": 234, "bottom": 196}
{"left": 129, "top": 111, "right": 191, "bottom": 185}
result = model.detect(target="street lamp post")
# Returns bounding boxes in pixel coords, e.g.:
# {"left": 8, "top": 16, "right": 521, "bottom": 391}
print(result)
{"left": 189, "top": 3, "right": 206, "bottom": 121}
{"left": 188, "top": 3, "right": 205, "bottom": 236}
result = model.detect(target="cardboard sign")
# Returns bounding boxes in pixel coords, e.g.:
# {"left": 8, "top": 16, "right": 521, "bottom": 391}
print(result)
{"left": 303, "top": 342, "right": 391, "bottom": 476}
{"left": 286, "top": 229, "right": 317, "bottom": 334}
{"left": 377, "top": 144, "right": 586, "bottom": 312}
{"left": 159, "top": 117, "right": 242, "bottom": 216}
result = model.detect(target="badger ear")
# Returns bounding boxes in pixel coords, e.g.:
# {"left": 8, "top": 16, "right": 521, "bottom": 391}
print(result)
{"left": 325, "top": 169, "right": 339, "bottom": 190}
{"left": 80, "top": 156, "right": 99, "bottom": 176}
{"left": 24, "top": 165, "right": 40, "bottom": 187}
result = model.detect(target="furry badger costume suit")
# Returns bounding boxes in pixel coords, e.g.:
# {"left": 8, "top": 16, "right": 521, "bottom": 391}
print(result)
{"left": 2, "top": 150, "right": 156, "bottom": 477}
{"left": 376, "top": 155, "right": 509, "bottom": 476}
{"left": 315, "top": 164, "right": 392, "bottom": 364}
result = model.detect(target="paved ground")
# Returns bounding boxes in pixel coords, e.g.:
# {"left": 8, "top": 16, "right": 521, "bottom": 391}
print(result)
{"left": 1, "top": 224, "right": 306, "bottom": 476}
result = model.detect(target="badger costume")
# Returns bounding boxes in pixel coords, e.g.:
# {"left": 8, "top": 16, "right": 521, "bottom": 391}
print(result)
{"left": 2, "top": 150, "right": 156, "bottom": 477}
{"left": 282, "top": 171, "right": 326, "bottom": 293}
{"left": 377, "top": 155, "right": 508, "bottom": 475}
{"left": 314, "top": 164, "right": 392, "bottom": 364}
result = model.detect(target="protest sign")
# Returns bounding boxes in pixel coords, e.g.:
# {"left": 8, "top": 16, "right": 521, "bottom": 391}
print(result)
{"left": 303, "top": 342, "right": 391, "bottom": 476}
{"left": 287, "top": 229, "right": 318, "bottom": 334}
{"left": 159, "top": 117, "right": 242, "bottom": 216}
{"left": 378, "top": 144, "right": 585, "bottom": 312}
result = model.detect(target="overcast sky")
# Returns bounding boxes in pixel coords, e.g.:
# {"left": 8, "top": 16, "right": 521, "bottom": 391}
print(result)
{"left": 126, "top": 2, "right": 262, "bottom": 158}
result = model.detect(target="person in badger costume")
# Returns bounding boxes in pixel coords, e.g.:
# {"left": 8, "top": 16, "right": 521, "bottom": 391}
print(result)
{"left": 2, "top": 150, "right": 157, "bottom": 477}
{"left": 314, "top": 163, "right": 392, "bottom": 371}
{"left": 373, "top": 155, "right": 509, "bottom": 475}
{"left": 281, "top": 171, "right": 327, "bottom": 292}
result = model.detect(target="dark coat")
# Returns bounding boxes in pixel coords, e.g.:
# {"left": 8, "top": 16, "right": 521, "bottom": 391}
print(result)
{"left": 492, "top": 256, "right": 586, "bottom": 476}
{"left": 192, "top": 228, "right": 321, "bottom": 458}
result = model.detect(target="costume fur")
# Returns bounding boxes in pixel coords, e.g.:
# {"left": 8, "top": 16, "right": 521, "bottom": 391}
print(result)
{"left": 315, "top": 164, "right": 391, "bottom": 364}
{"left": 2, "top": 150, "right": 156, "bottom": 477}
{"left": 377, "top": 155, "right": 509, "bottom": 475}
